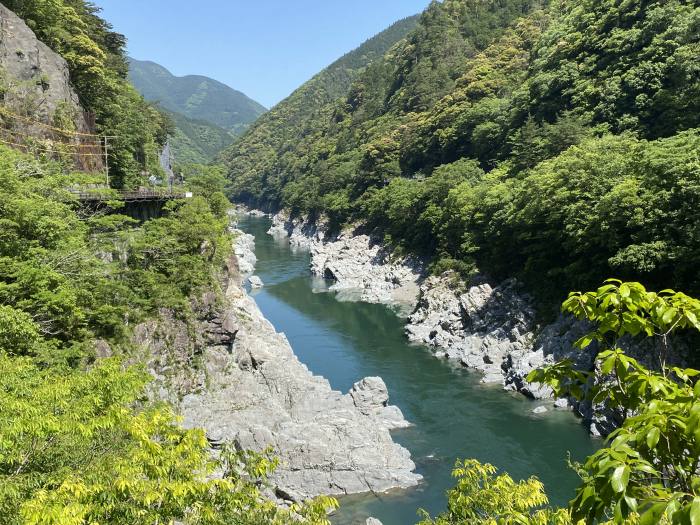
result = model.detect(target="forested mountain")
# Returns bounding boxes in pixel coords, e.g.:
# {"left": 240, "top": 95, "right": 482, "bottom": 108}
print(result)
{"left": 129, "top": 58, "right": 266, "bottom": 135}
{"left": 224, "top": 0, "right": 700, "bottom": 308}
{"left": 219, "top": 14, "right": 420, "bottom": 188}
{"left": 165, "top": 109, "right": 235, "bottom": 165}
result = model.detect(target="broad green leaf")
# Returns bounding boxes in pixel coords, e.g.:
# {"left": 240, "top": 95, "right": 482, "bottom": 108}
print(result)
{"left": 611, "top": 465, "right": 630, "bottom": 493}
{"left": 646, "top": 427, "right": 660, "bottom": 449}
{"left": 691, "top": 498, "right": 700, "bottom": 525}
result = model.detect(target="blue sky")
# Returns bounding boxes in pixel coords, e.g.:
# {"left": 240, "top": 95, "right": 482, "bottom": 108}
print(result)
{"left": 94, "top": 0, "right": 432, "bottom": 108}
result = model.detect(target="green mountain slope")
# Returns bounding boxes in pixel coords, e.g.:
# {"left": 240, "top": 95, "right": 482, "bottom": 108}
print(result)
{"left": 165, "top": 110, "right": 234, "bottom": 165}
{"left": 223, "top": 0, "right": 700, "bottom": 305}
{"left": 219, "top": 14, "right": 420, "bottom": 194}
{"left": 128, "top": 58, "right": 266, "bottom": 134}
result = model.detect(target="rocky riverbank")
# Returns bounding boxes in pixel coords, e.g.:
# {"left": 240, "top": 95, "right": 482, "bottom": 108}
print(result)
{"left": 261, "top": 210, "right": 694, "bottom": 436}
{"left": 268, "top": 212, "right": 423, "bottom": 315}
{"left": 264, "top": 210, "right": 581, "bottom": 398}
{"left": 135, "top": 220, "right": 421, "bottom": 502}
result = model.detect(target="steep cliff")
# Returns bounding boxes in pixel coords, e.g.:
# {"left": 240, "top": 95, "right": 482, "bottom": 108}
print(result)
{"left": 0, "top": 4, "right": 87, "bottom": 128}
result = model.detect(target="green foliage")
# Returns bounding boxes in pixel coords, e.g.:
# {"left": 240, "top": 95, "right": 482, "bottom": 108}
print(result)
{"left": 222, "top": 15, "right": 420, "bottom": 207}
{"left": 417, "top": 460, "right": 572, "bottom": 525}
{"left": 430, "top": 282, "right": 700, "bottom": 525}
{"left": 0, "top": 306, "right": 40, "bottom": 355}
{"left": 167, "top": 110, "right": 236, "bottom": 164}
{"left": 527, "top": 281, "right": 700, "bottom": 524}
{"left": 523, "top": 0, "right": 700, "bottom": 138}
{"left": 0, "top": 356, "right": 337, "bottom": 525}
{"left": 224, "top": 0, "right": 700, "bottom": 307}
{"left": 0, "top": 143, "right": 230, "bottom": 353}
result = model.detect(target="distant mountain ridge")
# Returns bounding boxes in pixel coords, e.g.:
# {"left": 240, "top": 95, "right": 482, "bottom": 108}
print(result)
{"left": 128, "top": 58, "right": 266, "bottom": 135}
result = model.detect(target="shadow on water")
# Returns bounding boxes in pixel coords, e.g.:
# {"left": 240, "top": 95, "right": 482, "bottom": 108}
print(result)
{"left": 238, "top": 215, "right": 598, "bottom": 525}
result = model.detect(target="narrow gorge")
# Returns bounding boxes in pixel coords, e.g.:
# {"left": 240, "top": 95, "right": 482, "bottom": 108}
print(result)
{"left": 237, "top": 212, "right": 597, "bottom": 524}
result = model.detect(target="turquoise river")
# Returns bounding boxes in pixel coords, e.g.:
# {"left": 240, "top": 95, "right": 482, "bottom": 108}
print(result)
{"left": 239, "top": 215, "right": 598, "bottom": 525}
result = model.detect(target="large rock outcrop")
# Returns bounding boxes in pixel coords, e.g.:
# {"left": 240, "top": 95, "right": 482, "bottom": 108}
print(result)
{"left": 134, "top": 227, "right": 421, "bottom": 501}
{"left": 268, "top": 212, "right": 423, "bottom": 314}
{"left": 0, "top": 5, "right": 88, "bottom": 129}
{"left": 405, "top": 273, "right": 592, "bottom": 394}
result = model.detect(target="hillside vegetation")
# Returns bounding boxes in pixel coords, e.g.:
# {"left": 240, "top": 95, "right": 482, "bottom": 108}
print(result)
{"left": 129, "top": 58, "right": 266, "bottom": 135}
{"left": 224, "top": 0, "right": 700, "bottom": 307}
{"left": 219, "top": 14, "right": 420, "bottom": 194}
{"left": 166, "top": 109, "right": 236, "bottom": 164}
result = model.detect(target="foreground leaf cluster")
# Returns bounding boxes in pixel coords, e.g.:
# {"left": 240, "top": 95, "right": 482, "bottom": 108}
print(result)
{"left": 423, "top": 281, "right": 700, "bottom": 524}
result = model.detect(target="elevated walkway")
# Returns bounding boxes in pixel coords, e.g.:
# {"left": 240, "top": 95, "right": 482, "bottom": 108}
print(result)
{"left": 71, "top": 188, "right": 193, "bottom": 220}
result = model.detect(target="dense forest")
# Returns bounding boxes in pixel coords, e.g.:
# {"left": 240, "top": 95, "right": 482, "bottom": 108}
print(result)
{"left": 224, "top": 0, "right": 700, "bottom": 309}
{"left": 219, "top": 14, "right": 420, "bottom": 197}
{"left": 166, "top": 109, "right": 237, "bottom": 165}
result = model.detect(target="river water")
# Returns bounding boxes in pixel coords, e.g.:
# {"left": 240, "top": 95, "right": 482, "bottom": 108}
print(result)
{"left": 238, "top": 216, "right": 597, "bottom": 525}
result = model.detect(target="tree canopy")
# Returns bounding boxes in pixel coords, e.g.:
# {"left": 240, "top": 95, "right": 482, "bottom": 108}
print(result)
{"left": 224, "top": 0, "right": 700, "bottom": 308}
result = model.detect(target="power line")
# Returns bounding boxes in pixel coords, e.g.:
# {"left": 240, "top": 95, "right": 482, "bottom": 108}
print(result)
{"left": 0, "top": 106, "right": 106, "bottom": 138}
{"left": 0, "top": 137, "right": 105, "bottom": 156}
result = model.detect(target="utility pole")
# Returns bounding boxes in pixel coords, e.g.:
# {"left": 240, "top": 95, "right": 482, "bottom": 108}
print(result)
{"left": 104, "top": 135, "right": 109, "bottom": 188}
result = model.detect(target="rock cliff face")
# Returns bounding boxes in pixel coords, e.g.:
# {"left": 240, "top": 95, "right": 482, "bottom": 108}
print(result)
{"left": 134, "top": 226, "right": 421, "bottom": 501}
{"left": 0, "top": 5, "right": 88, "bottom": 130}
{"left": 405, "top": 274, "right": 593, "bottom": 398}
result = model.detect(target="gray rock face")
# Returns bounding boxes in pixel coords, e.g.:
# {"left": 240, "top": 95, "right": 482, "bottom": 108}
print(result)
{"left": 349, "top": 377, "right": 411, "bottom": 430}
{"left": 268, "top": 212, "right": 423, "bottom": 314}
{"left": 139, "top": 230, "right": 421, "bottom": 501}
{"left": 0, "top": 5, "right": 88, "bottom": 129}
{"left": 248, "top": 275, "right": 264, "bottom": 288}
{"left": 232, "top": 228, "right": 257, "bottom": 275}
{"left": 404, "top": 273, "right": 603, "bottom": 404}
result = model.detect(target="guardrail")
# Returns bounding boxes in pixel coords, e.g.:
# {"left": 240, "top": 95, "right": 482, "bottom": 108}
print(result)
{"left": 71, "top": 189, "right": 193, "bottom": 202}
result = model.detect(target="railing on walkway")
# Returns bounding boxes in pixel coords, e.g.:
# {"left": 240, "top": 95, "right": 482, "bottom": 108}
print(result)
{"left": 70, "top": 189, "right": 193, "bottom": 203}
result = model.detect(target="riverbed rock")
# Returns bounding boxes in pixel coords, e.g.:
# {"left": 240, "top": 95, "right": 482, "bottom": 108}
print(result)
{"left": 532, "top": 406, "right": 548, "bottom": 414}
{"left": 554, "top": 398, "right": 569, "bottom": 409}
{"left": 349, "top": 377, "right": 411, "bottom": 430}
{"left": 406, "top": 274, "right": 547, "bottom": 390}
{"left": 140, "top": 230, "right": 421, "bottom": 501}
{"left": 268, "top": 212, "right": 424, "bottom": 314}
{"left": 232, "top": 229, "right": 257, "bottom": 275}
{"left": 248, "top": 275, "right": 264, "bottom": 288}
{"left": 366, "top": 518, "right": 383, "bottom": 525}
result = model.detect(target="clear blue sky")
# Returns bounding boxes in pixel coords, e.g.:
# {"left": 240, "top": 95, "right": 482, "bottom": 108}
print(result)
{"left": 94, "top": 0, "right": 432, "bottom": 108}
